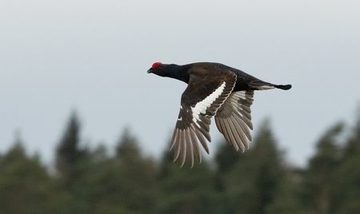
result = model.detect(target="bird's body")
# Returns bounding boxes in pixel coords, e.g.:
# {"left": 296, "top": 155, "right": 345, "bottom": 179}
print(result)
{"left": 148, "top": 62, "right": 291, "bottom": 167}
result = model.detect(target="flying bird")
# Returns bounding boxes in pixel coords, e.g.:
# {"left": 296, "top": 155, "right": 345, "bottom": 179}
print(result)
{"left": 147, "top": 62, "right": 291, "bottom": 167}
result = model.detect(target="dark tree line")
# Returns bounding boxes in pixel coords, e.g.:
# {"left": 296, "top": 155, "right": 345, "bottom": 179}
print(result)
{"left": 0, "top": 108, "right": 360, "bottom": 214}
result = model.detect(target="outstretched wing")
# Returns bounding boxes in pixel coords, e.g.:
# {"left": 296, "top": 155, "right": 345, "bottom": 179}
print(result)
{"left": 215, "top": 90, "right": 254, "bottom": 152}
{"left": 170, "top": 72, "right": 237, "bottom": 167}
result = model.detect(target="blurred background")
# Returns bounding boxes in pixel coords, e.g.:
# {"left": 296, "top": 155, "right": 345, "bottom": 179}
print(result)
{"left": 1, "top": 0, "right": 359, "bottom": 213}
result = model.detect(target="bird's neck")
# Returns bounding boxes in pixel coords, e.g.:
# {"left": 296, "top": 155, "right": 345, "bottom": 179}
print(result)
{"left": 166, "top": 64, "right": 190, "bottom": 83}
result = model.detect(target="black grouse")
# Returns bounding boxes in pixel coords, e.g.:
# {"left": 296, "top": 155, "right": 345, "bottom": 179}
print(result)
{"left": 148, "top": 62, "right": 291, "bottom": 167}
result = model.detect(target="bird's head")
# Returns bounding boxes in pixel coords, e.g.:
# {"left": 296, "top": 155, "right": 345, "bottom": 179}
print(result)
{"left": 147, "top": 61, "right": 166, "bottom": 76}
{"left": 147, "top": 62, "right": 188, "bottom": 82}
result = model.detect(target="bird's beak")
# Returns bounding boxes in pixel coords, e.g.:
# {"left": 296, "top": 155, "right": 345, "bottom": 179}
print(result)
{"left": 147, "top": 69, "right": 152, "bottom": 74}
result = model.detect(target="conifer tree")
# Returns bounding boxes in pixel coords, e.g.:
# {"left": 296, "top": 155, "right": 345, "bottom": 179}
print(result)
{"left": 55, "top": 111, "right": 87, "bottom": 188}
{"left": 215, "top": 139, "right": 243, "bottom": 183}
{"left": 305, "top": 122, "right": 343, "bottom": 214}
{"left": 332, "top": 108, "right": 360, "bottom": 213}
{"left": 111, "top": 127, "right": 157, "bottom": 213}
{"left": 0, "top": 136, "right": 54, "bottom": 214}
{"left": 223, "top": 119, "right": 285, "bottom": 214}
{"left": 157, "top": 148, "right": 220, "bottom": 214}
{"left": 343, "top": 106, "right": 360, "bottom": 158}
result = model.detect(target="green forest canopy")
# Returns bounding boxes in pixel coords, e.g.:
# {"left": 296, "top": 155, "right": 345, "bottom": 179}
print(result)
{"left": 0, "top": 108, "right": 359, "bottom": 214}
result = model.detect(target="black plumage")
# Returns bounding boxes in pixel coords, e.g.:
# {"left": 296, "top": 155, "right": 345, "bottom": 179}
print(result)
{"left": 148, "top": 62, "right": 291, "bottom": 167}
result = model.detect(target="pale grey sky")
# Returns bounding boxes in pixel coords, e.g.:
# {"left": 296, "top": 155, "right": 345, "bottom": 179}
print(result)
{"left": 1, "top": 0, "right": 359, "bottom": 167}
